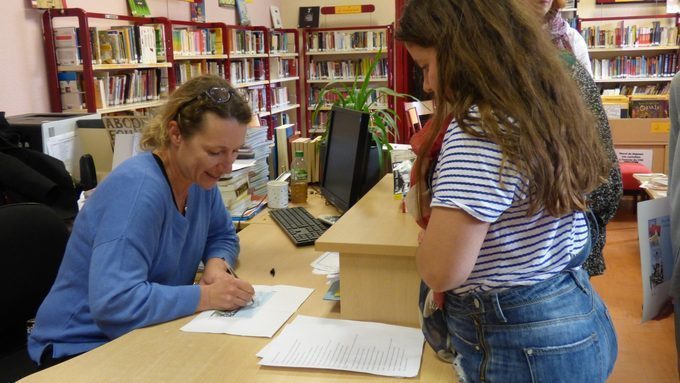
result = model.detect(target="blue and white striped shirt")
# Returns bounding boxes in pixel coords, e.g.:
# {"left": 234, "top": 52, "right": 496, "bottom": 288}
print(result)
{"left": 430, "top": 116, "right": 589, "bottom": 295}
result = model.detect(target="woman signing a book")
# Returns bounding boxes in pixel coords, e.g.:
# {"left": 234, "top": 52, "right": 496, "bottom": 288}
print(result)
{"left": 398, "top": 1, "right": 618, "bottom": 382}
{"left": 28, "top": 75, "right": 255, "bottom": 367}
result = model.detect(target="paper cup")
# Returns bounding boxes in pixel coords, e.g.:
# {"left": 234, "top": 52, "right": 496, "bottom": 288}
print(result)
{"left": 267, "top": 181, "right": 288, "bottom": 209}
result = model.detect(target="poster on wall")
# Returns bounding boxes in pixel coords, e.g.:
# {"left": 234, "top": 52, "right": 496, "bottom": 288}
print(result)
{"left": 596, "top": 0, "right": 666, "bottom": 4}
{"left": 218, "top": 0, "right": 235, "bottom": 6}
{"left": 668, "top": 0, "right": 679, "bottom": 12}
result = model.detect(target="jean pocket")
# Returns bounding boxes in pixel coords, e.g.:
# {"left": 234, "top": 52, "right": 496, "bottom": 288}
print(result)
{"left": 524, "top": 332, "right": 603, "bottom": 383}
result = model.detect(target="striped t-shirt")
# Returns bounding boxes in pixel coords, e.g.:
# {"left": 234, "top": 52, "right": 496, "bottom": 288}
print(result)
{"left": 430, "top": 116, "right": 589, "bottom": 295}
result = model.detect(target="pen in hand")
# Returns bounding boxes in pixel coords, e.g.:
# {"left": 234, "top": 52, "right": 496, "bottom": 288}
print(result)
{"left": 225, "top": 263, "right": 255, "bottom": 306}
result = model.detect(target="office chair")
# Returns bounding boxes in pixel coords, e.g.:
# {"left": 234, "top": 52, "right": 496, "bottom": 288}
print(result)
{"left": 0, "top": 203, "right": 69, "bottom": 381}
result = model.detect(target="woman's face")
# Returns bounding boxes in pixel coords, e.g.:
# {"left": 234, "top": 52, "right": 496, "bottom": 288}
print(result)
{"left": 405, "top": 43, "right": 438, "bottom": 96}
{"left": 171, "top": 112, "right": 246, "bottom": 190}
{"left": 533, "top": 0, "right": 553, "bottom": 16}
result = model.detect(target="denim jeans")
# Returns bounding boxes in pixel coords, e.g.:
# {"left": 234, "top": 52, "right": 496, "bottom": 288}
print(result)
{"left": 443, "top": 267, "right": 617, "bottom": 382}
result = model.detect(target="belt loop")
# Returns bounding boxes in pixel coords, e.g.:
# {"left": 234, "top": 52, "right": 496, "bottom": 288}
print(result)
{"left": 491, "top": 293, "right": 508, "bottom": 323}
{"left": 569, "top": 269, "right": 590, "bottom": 295}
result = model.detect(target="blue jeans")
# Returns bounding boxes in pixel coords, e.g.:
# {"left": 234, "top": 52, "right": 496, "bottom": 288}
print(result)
{"left": 444, "top": 267, "right": 617, "bottom": 382}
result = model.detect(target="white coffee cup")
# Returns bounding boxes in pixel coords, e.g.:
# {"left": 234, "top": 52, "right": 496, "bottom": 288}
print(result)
{"left": 267, "top": 180, "right": 288, "bottom": 209}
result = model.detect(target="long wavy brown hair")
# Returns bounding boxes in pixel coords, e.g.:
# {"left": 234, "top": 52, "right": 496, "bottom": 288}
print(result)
{"left": 396, "top": 0, "right": 609, "bottom": 217}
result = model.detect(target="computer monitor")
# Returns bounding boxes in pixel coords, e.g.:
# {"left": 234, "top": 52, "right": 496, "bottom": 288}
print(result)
{"left": 320, "top": 106, "right": 376, "bottom": 213}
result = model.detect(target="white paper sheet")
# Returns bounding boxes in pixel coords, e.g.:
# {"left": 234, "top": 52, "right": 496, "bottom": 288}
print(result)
{"left": 180, "top": 285, "right": 313, "bottom": 337}
{"left": 257, "top": 315, "right": 424, "bottom": 378}
{"left": 46, "top": 131, "right": 78, "bottom": 176}
{"left": 310, "top": 251, "right": 339, "bottom": 275}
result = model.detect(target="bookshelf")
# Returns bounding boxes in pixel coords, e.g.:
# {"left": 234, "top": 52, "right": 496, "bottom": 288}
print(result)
{"left": 578, "top": 13, "right": 679, "bottom": 96}
{"left": 43, "top": 8, "right": 175, "bottom": 114}
{"left": 302, "top": 25, "right": 394, "bottom": 137}
{"left": 578, "top": 13, "right": 677, "bottom": 172}
{"left": 267, "top": 28, "right": 301, "bottom": 139}
{"left": 227, "top": 25, "right": 270, "bottom": 125}
{"left": 168, "top": 20, "right": 229, "bottom": 87}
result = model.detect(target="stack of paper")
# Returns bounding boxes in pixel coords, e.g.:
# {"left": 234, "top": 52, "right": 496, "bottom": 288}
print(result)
{"left": 311, "top": 252, "right": 340, "bottom": 301}
{"left": 257, "top": 315, "right": 425, "bottom": 378}
{"left": 180, "top": 285, "right": 313, "bottom": 337}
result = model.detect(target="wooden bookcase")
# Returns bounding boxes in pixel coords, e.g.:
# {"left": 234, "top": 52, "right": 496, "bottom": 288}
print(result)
{"left": 578, "top": 13, "right": 679, "bottom": 95}
{"left": 227, "top": 24, "right": 270, "bottom": 130}
{"left": 168, "top": 20, "right": 229, "bottom": 87}
{"left": 43, "top": 8, "right": 176, "bottom": 114}
{"left": 577, "top": 13, "right": 678, "bottom": 172}
{"left": 266, "top": 28, "right": 302, "bottom": 140}
{"left": 302, "top": 24, "right": 394, "bottom": 137}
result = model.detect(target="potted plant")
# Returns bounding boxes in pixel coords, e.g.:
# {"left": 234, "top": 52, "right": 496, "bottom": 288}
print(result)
{"left": 311, "top": 50, "right": 413, "bottom": 175}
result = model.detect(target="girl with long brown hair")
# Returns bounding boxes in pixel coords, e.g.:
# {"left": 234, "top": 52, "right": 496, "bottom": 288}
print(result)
{"left": 398, "top": 1, "right": 618, "bottom": 381}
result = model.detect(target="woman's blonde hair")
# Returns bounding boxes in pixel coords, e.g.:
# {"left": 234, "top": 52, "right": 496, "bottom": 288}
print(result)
{"left": 396, "top": 0, "right": 609, "bottom": 217}
{"left": 140, "top": 75, "right": 252, "bottom": 150}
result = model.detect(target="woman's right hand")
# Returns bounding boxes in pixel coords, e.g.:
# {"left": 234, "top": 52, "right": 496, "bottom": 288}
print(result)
{"left": 197, "top": 273, "right": 255, "bottom": 312}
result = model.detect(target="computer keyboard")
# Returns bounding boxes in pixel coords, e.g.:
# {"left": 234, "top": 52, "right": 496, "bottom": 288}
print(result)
{"left": 269, "top": 207, "right": 328, "bottom": 246}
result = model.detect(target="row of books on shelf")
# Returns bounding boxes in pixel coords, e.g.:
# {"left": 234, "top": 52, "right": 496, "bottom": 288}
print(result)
{"left": 93, "top": 69, "right": 164, "bottom": 108}
{"left": 601, "top": 83, "right": 670, "bottom": 96}
{"left": 231, "top": 29, "right": 266, "bottom": 55}
{"left": 591, "top": 53, "right": 677, "bottom": 80}
{"left": 237, "top": 86, "right": 268, "bottom": 114}
{"left": 307, "top": 88, "right": 388, "bottom": 109}
{"left": 581, "top": 22, "right": 678, "bottom": 49}
{"left": 307, "top": 58, "right": 389, "bottom": 81}
{"left": 54, "top": 25, "right": 165, "bottom": 66}
{"left": 58, "top": 69, "right": 165, "bottom": 110}
{"left": 271, "top": 58, "right": 297, "bottom": 78}
{"left": 271, "top": 112, "right": 292, "bottom": 128}
{"left": 229, "top": 59, "right": 266, "bottom": 84}
{"left": 602, "top": 96, "right": 669, "bottom": 119}
{"left": 270, "top": 85, "right": 290, "bottom": 107}
{"left": 171, "top": 27, "right": 225, "bottom": 57}
{"left": 175, "top": 61, "right": 226, "bottom": 85}
{"left": 305, "top": 31, "right": 387, "bottom": 52}
{"left": 270, "top": 32, "right": 292, "bottom": 54}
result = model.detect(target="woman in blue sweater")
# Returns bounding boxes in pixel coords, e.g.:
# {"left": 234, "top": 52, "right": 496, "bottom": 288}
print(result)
{"left": 29, "top": 75, "right": 255, "bottom": 366}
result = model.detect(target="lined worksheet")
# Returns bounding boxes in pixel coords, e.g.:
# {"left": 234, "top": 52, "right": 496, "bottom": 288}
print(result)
{"left": 257, "top": 315, "right": 424, "bottom": 377}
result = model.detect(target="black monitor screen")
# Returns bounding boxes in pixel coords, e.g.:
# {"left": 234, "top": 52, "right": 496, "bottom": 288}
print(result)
{"left": 320, "top": 107, "right": 371, "bottom": 213}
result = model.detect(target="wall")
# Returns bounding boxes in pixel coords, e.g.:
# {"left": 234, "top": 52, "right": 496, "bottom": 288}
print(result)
{"left": 0, "top": 0, "right": 279, "bottom": 116}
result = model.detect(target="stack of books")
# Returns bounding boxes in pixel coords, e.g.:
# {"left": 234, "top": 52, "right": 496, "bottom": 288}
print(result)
{"left": 241, "top": 125, "right": 272, "bottom": 198}
{"left": 218, "top": 169, "right": 251, "bottom": 219}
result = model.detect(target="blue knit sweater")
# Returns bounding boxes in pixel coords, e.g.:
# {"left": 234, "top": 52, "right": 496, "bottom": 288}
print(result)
{"left": 28, "top": 152, "right": 239, "bottom": 362}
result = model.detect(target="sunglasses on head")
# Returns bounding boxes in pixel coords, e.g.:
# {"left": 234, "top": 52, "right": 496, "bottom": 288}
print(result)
{"left": 175, "top": 86, "right": 235, "bottom": 122}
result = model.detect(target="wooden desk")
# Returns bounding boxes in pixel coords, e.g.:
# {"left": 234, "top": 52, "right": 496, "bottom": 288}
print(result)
{"left": 20, "top": 186, "right": 453, "bottom": 383}
{"left": 315, "top": 175, "right": 421, "bottom": 327}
